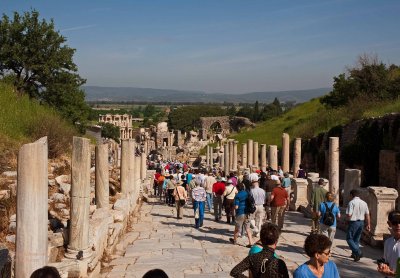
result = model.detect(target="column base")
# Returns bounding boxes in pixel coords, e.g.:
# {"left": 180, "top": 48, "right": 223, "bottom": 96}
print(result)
{"left": 65, "top": 246, "right": 92, "bottom": 260}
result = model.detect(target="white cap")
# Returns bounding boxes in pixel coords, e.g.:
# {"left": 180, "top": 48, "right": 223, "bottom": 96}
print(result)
{"left": 249, "top": 173, "right": 259, "bottom": 182}
{"left": 227, "top": 179, "right": 233, "bottom": 184}
{"left": 221, "top": 177, "right": 227, "bottom": 182}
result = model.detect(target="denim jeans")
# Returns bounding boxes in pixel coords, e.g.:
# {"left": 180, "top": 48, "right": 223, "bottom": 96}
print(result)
{"left": 206, "top": 192, "right": 213, "bottom": 211}
{"left": 193, "top": 201, "right": 205, "bottom": 228}
{"left": 346, "top": 220, "right": 364, "bottom": 256}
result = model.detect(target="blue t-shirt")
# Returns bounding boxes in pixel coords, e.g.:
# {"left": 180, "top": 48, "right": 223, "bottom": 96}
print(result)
{"left": 186, "top": 173, "right": 193, "bottom": 184}
{"left": 282, "top": 177, "right": 291, "bottom": 188}
{"left": 319, "top": 201, "right": 340, "bottom": 227}
{"left": 294, "top": 261, "right": 339, "bottom": 278}
{"left": 234, "top": 190, "right": 248, "bottom": 216}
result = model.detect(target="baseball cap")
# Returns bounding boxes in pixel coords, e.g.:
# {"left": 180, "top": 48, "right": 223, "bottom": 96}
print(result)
{"left": 249, "top": 173, "right": 259, "bottom": 182}
{"left": 221, "top": 177, "right": 227, "bottom": 182}
{"left": 227, "top": 179, "right": 233, "bottom": 184}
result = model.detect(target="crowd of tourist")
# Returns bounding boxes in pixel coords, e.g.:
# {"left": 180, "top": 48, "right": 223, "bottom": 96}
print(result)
{"left": 149, "top": 158, "right": 400, "bottom": 278}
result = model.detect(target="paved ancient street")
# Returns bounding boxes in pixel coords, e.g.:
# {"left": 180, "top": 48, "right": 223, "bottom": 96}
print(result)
{"left": 102, "top": 198, "right": 381, "bottom": 278}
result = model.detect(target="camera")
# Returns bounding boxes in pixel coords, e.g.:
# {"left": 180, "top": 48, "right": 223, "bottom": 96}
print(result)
{"left": 377, "top": 258, "right": 386, "bottom": 266}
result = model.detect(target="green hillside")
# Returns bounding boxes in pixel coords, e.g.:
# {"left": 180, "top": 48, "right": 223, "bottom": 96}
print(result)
{"left": 231, "top": 97, "right": 400, "bottom": 148}
{"left": 0, "top": 81, "right": 78, "bottom": 170}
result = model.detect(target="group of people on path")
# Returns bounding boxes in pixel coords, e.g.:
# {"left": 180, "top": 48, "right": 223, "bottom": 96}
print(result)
{"left": 150, "top": 159, "right": 400, "bottom": 277}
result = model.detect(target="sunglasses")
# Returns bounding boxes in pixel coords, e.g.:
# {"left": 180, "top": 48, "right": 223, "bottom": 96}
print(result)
{"left": 320, "top": 250, "right": 331, "bottom": 256}
{"left": 390, "top": 221, "right": 400, "bottom": 226}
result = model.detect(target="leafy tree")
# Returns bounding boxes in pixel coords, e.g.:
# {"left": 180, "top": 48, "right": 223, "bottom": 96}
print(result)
{"left": 99, "top": 123, "right": 120, "bottom": 143}
{"left": 321, "top": 55, "right": 400, "bottom": 107}
{"left": 253, "top": 101, "right": 260, "bottom": 122}
{"left": 226, "top": 105, "right": 237, "bottom": 116}
{"left": 168, "top": 105, "right": 227, "bottom": 132}
{"left": 0, "top": 10, "right": 90, "bottom": 124}
{"left": 236, "top": 105, "right": 254, "bottom": 119}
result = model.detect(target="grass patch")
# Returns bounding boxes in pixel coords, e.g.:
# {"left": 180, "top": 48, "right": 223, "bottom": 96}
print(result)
{"left": 0, "top": 81, "right": 79, "bottom": 169}
{"left": 231, "top": 97, "right": 400, "bottom": 148}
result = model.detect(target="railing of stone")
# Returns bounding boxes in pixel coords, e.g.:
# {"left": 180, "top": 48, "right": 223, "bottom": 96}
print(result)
{"left": 11, "top": 136, "right": 150, "bottom": 278}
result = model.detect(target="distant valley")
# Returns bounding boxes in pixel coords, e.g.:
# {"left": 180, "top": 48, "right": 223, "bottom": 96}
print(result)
{"left": 83, "top": 86, "right": 331, "bottom": 104}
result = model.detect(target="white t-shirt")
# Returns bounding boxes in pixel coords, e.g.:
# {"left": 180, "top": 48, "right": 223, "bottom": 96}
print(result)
{"left": 346, "top": 197, "right": 369, "bottom": 221}
{"left": 384, "top": 236, "right": 400, "bottom": 272}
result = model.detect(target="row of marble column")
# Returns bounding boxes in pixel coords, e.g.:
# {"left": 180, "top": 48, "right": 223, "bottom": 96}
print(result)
{"left": 15, "top": 136, "right": 148, "bottom": 277}
{"left": 207, "top": 134, "right": 339, "bottom": 205}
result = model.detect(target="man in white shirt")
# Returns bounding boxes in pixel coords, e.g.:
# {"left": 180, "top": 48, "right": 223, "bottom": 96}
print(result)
{"left": 346, "top": 189, "right": 370, "bottom": 262}
{"left": 249, "top": 174, "right": 266, "bottom": 237}
{"left": 378, "top": 210, "right": 400, "bottom": 276}
{"left": 204, "top": 172, "right": 217, "bottom": 212}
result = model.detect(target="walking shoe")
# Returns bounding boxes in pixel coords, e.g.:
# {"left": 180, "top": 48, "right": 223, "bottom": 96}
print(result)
{"left": 229, "top": 238, "right": 237, "bottom": 244}
{"left": 354, "top": 254, "right": 361, "bottom": 262}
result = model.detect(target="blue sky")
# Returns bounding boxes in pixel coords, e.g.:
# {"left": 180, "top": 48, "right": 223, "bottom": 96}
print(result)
{"left": 2, "top": 0, "right": 400, "bottom": 93}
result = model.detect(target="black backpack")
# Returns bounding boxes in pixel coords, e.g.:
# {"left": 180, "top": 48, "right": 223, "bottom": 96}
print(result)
{"left": 245, "top": 193, "right": 256, "bottom": 214}
{"left": 322, "top": 202, "right": 335, "bottom": 226}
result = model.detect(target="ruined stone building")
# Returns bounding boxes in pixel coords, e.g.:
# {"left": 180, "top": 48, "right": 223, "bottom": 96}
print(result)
{"left": 99, "top": 114, "right": 134, "bottom": 139}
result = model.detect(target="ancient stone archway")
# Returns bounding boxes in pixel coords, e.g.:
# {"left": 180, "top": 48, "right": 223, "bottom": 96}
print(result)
{"left": 199, "top": 116, "right": 231, "bottom": 140}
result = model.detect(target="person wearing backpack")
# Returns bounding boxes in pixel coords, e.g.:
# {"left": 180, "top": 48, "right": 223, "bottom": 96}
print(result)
{"left": 230, "top": 223, "right": 289, "bottom": 278}
{"left": 318, "top": 192, "right": 340, "bottom": 244}
{"left": 310, "top": 179, "right": 328, "bottom": 234}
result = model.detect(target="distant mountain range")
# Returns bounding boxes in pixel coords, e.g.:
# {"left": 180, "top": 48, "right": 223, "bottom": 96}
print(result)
{"left": 83, "top": 86, "right": 331, "bottom": 104}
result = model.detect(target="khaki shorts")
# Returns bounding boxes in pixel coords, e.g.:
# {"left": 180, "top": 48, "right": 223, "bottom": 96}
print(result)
{"left": 235, "top": 214, "right": 250, "bottom": 230}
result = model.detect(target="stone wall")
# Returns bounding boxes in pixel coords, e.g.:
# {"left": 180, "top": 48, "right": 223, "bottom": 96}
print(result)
{"left": 301, "top": 113, "right": 400, "bottom": 188}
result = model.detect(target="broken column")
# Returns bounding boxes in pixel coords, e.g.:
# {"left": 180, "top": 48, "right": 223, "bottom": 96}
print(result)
{"left": 129, "top": 140, "right": 136, "bottom": 193}
{"left": 268, "top": 145, "right": 278, "bottom": 170}
{"left": 292, "top": 138, "right": 301, "bottom": 174}
{"left": 210, "top": 146, "right": 214, "bottom": 166}
{"left": 233, "top": 141, "right": 238, "bottom": 171}
{"left": 253, "top": 141, "right": 259, "bottom": 169}
{"left": 282, "top": 133, "right": 290, "bottom": 173}
{"left": 368, "top": 187, "right": 398, "bottom": 244}
{"left": 206, "top": 145, "right": 210, "bottom": 167}
{"left": 290, "top": 178, "right": 309, "bottom": 211}
{"left": 224, "top": 143, "right": 230, "bottom": 176}
{"left": 141, "top": 150, "right": 146, "bottom": 180}
{"left": 229, "top": 140, "right": 234, "bottom": 170}
{"left": 343, "top": 169, "right": 361, "bottom": 207}
{"left": 120, "top": 139, "right": 131, "bottom": 195}
{"left": 15, "top": 137, "right": 48, "bottom": 278}
{"left": 261, "top": 144, "right": 267, "bottom": 171}
{"left": 95, "top": 144, "right": 109, "bottom": 209}
{"left": 247, "top": 139, "right": 253, "bottom": 167}
{"left": 66, "top": 137, "right": 92, "bottom": 259}
{"left": 242, "top": 143, "right": 247, "bottom": 169}
{"left": 329, "top": 137, "right": 339, "bottom": 205}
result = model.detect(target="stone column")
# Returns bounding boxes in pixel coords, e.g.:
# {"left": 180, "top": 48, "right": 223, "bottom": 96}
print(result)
{"left": 268, "top": 145, "right": 278, "bottom": 170}
{"left": 282, "top": 133, "right": 290, "bottom": 173}
{"left": 253, "top": 141, "right": 259, "bottom": 169}
{"left": 368, "top": 187, "right": 398, "bottom": 242}
{"left": 329, "top": 137, "right": 339, "bottom": 205}
{"left": 117, "top": 145, "right": 121, "bottom": 168}
{"left": 120, "top": 140, "right": 131, "bottom": 195}
{"left": 95, "top": 144, "right": 109, "bottom": 209}
{"left": 129, "top": 140, "right": 136, "bottom": 193}
{"left": 261, "top": 144, "right": 267, "bottom": 171}
{"left": 16, "top": 137, "right": 48, "bottom": 278}
{"left": 290, "top": 178, "right": 308, "bottom": 211}
{"left": 220, "top": 150, "right": 225, "bottom": 169}
{"left": 66, "top": 137, "right": 92, "bottom": 259}
{"left": 224, "top": 143, "right": 230, "bottom": 176}
{"left": 229, "top": 140, "right": 234, "bottom": 170}
{"left": 210, "top": 146, "right": 214, "bottom": 166}
{"left": 343, "top": 169, "right": 361, "bottom": 207}
{"left": 233, "top": 141, "right": 238, "bottom": 171}
{"left": 292, "top": 138, "right": 301, "bottom": 174}
{"left": 141, "top": 151, "right": 146, "bottom": 180}
{"left": 135, "top": 154, "right": 141, "bottom": 188}
{"left": 247, "top": 139, "right": 253, "bottom": 167}
{"left": 242, "top": 143, "right": 247, "bottom": 168}
{"left": 206, "top": 145, "right": 210, "bottom": 167}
